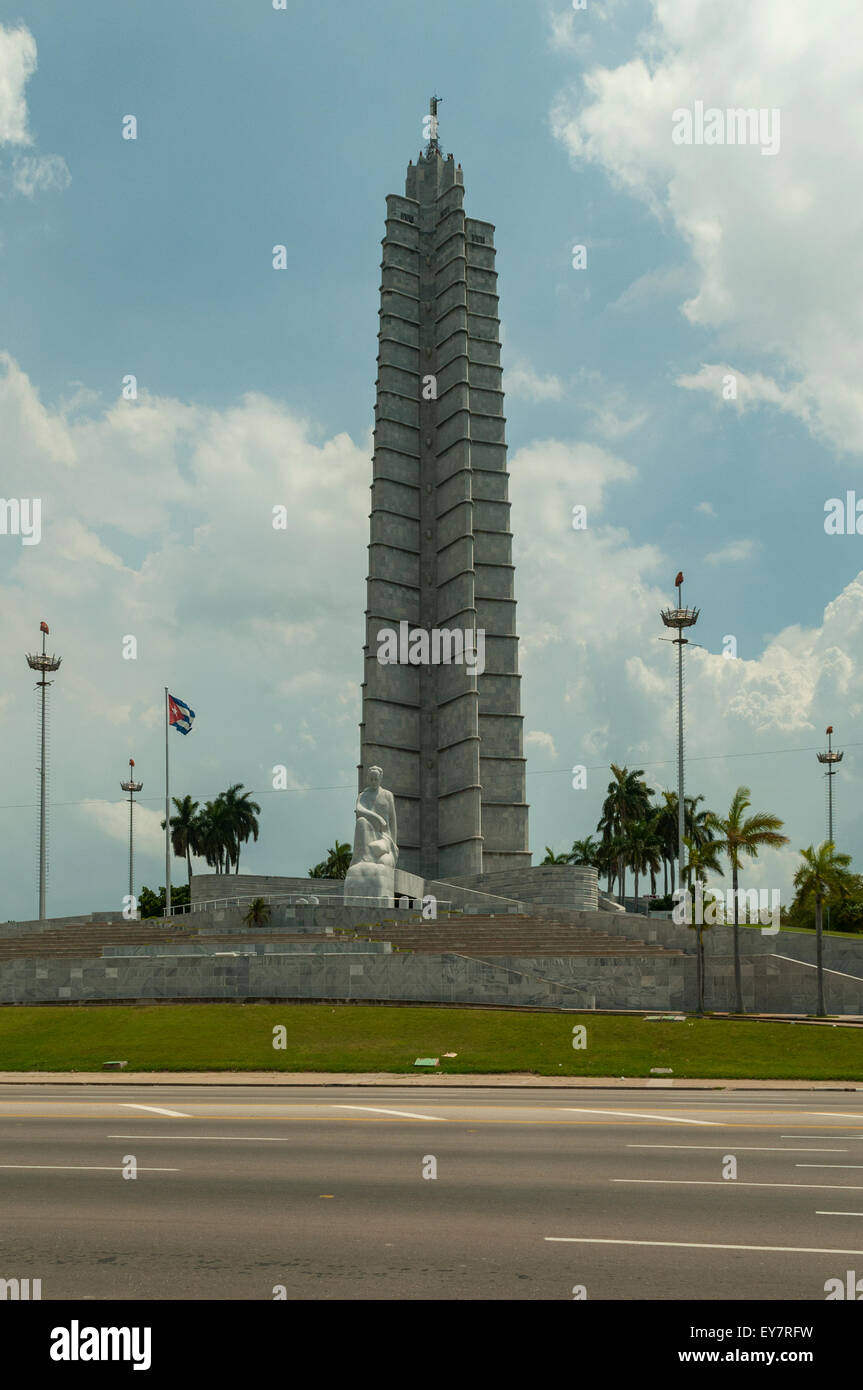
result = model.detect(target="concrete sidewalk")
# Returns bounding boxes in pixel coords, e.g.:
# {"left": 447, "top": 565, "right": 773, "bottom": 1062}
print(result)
{"left": 0, "top": 1070, "right": 860, "bottom": 1089}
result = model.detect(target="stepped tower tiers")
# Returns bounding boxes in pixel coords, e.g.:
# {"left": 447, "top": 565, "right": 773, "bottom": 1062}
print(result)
{"left": 358, "top": 106, "right": 530, "bottom": 879}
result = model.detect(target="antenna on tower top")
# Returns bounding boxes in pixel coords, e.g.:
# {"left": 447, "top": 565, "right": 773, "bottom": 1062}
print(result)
{"left": 425, "top": 93, "right": 442, "bottom": 156}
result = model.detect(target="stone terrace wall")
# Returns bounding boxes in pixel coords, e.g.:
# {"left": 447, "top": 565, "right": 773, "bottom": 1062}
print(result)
{"left": 705, "top": 953, "right": 863, "bottom": 1015}
{"left": 595, "top": 912, "right": 863, "bottom": 978}
{"left": 190, "top": 874, "right": 345, "bottom": 906}
{"left": 190, "top": 872, "right": 528, "bottom": 916}
{"left": 0, "top": 949, "right": 595, "bottom": 1011}
{"left": 0, "top": 912, "right": 128, "bottom": 938}
{"left": 445, "top": 865, "right": 599, "bottom": 912}
{"left": 5, "top": 931, "right": 857, "bottom": 1012}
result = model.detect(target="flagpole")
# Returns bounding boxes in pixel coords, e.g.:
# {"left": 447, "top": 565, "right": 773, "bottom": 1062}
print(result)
{"left": 164, "top": 686, "right": 171, "bottom": 917}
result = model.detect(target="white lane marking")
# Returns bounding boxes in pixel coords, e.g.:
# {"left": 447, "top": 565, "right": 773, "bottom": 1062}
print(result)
{"left": 782, "top": 1134, "right": 851, "bottom": 1139}
{"left": 332, "top": 1105, "right": 446, "bottom": 1122}
{"left": 816, "top": 1211, "right": 863, "bottom": 1217}
{"left": 627, "top": 1144, "right": 847, "bottom": 1153}
{"left": 108, "top": 1134, "right": 291, "bottom": 1142}
{"left": 0, "top": 1164, "right": 178, "bottom": 1171}
{"left": 121, "top": 1103, "right": 189, "bottom": 1117}
{"left": 563, "top": 1108, "right": 719, "bottom": 1126}
{"left": 544, "top": 1237, "right": 863, "bottom": 1255}
{"left": 807, "top": 1112, "right": 863, "bottom": 1120}
{"left": 613, "top": 1178, "right": 863, "bottom": 1190}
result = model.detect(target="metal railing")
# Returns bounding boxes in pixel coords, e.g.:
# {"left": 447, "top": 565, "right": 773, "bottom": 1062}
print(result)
{"left": 167, "top": 891, "right": 453, "bottom": 917}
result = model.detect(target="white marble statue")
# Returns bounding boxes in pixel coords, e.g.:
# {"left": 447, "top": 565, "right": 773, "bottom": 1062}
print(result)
{"left": 343, "top": 765, "right": 398, "bottom": 904}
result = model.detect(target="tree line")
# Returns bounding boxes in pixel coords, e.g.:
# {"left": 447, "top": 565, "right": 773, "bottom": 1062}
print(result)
{"left": 542, "top": 762, "right": 861, "bottom": 1015}
{"left": 161, "top": 784, "right": 261, "bottom": 882}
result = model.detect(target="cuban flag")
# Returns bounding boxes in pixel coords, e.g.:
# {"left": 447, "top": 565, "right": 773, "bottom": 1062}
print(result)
{"left": 168, "top": 693, "right": 195, "bottom": 735}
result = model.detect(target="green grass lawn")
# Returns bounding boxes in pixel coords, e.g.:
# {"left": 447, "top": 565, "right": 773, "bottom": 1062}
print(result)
{"left": 0, "top": 1003, "right": 860, "bottom": 1078}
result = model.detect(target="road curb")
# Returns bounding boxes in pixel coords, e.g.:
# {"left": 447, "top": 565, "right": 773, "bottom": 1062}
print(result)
{"left": 0, "top": 1071, "right": 860, "bottom": 1090}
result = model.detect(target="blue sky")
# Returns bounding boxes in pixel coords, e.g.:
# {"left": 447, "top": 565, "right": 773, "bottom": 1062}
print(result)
{"left": 1, "top": 0, "right": 861, "bottom": 920}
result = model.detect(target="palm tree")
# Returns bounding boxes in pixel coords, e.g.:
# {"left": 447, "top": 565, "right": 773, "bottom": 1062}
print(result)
{"left": 645, "top": 809, "right": 665, "bottom": 896}
{"left": 682, "top": 835, "right": 724, "bottom": 1014}
{"left": 321, "top": 841, "right": 352, "bottom": 879}
{"left": 242, "top": 897, "right": 271, "bottom": 928}
{"left": 195, "top": 798, "right": 234, "bottom": 875}
{"left": 308, "top": 860, "right": 330, "bottom": 879}
{"left": 597, "top": 764, "right": 654, "bottom": 904}
{"left": 708, "top": 787, "right": 790, "bottom": 1014}
{"left": 594, "top": 835, "right": 618, "bottom": 897}
{"left": 568, "top": 836, "right": 600, "bottom": 866}
{"left": 653, "top": 791, "right": 716, "bottom": 896}
{"left": 541, "top": 847, "right": 571, "bottom": 864}
{"left": 654, "top": 791, "right": 679, "bottom": 895}
{"left": 793, "top": 843, "right": 854, "bottom": 1017}
{"left": 220, "top": 784, "right": 262, "bottom": 873}
{"left": 686, "top": 794, "right": 717, "bottom": 852}
{"left": 625, "top": 819, "right": 663, "bottom": 915}
{"left": 160, "top": 794, "right": 200, "bottom": 886}
{"left": 326, "top": 841, "right": 352, "bottom": 879}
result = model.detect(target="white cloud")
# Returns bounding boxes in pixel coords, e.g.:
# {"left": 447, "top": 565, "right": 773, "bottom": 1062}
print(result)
{"left": 503, "top": 361, "right": 648, "bottom": 439}
{"left": 506, "top": 425, "right": 863, "bottom": 899}
{"left": 51, "top": 519, "right": 126, "bottom": 572}
{"left": 510, "top": 438, "right": 636, "bottom": 540}
{"left": 11, "top": 152, "right": 70, "bottom": 197}
{"left": 611, "top": 263, "right": 692, "bottom": 311}
{"left": 704, "top": 539, "right": 757, "bottom": 566}
{"left": 0, "top": 25, "right": 36, "bottom": 144}
{"left": 525, "top": 729, "right": 557, "bottom": 759}
{"left": 551, "top": 0, "right": 863, "bottom": 452}
{"left": 80, "top": 799, "right": 165, "bottom": 857}
{"left": 587, "top": 401, "right": 648, "bottom": 439}
{"left": 505, "top": 361, "right": 566, "bottom": 401}
{"left": 695, "top": 501, "right": 715, "bottom": 517}
{"left": 2, "top": 355, "right": 861, "bottom": 918}
{"left": 676, "top": 361, "right": 814, "bottom": 429}
{"left": 0, "top": 25, "right": 70, "bottom": 198}
{"left": 548, "top": 0, "right": 622, "bottom": 50}
{"left": 0, "top": 356, "right": 373, "bottom": 918}
{"left": 548, "top": 10, "right": 590, "bottom": 56}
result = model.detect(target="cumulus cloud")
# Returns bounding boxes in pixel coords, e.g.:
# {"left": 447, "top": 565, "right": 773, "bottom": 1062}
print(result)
{"left": 510, "top": 437, "right": 636, "bottom": 544}
{"left": 80, "top": 799, "right": 165, "bottom": 857}
{"left": 0, "top": 24, "right": 70, "bottom": 198}
{"left": 507, "top": 429, "right": 863, "bottom": 900}
{"left": 676, "top": 361, "right": 814, "bottom": 429}
{"left": 505, "top": 361, "right": 566, "bottom": 401}
{"left": 1, "top": 355, "right": 861, "bottom": 915}
{"left": 0, "top": 356, "right": 370, "bottom": 917}
{"left": 551, "top": 0, "right": 863, "bottom": 452}
{"left": 525, "top": 729, "right": 558, "bottom": 760}
{"left": 0, "top": 25, "right": 36, "bottom": 144}
{"left": 548, "top": 0, "right": 623, "bottom": 52}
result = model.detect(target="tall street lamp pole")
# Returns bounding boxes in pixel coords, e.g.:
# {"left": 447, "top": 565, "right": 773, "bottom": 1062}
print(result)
{"left": 120, "top": 758, "right": 144, "bottom": 916}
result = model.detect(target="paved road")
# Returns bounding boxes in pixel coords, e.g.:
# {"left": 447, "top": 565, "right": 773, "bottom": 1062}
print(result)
{"left": 3, "top": 1085, "right": 863, "bottom": 1300}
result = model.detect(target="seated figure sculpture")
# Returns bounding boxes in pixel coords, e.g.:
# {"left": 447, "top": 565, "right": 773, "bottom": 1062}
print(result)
{"left": 343, "top": 765, "right": 398, "bottom": 905}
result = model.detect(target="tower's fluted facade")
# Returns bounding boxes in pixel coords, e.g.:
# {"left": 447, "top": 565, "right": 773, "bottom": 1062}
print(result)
{"left": 358, "top": 132, "right": 529, "bottom": 879}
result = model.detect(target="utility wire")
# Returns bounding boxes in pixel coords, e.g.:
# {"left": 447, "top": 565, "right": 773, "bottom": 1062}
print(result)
{"left": 0, "top": 738, "right": 858, "bottom": 811}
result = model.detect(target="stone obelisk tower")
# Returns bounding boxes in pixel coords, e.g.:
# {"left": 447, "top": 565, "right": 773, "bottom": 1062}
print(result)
{"left": 359, "top": 100, "right": 529, "bottom": 880}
